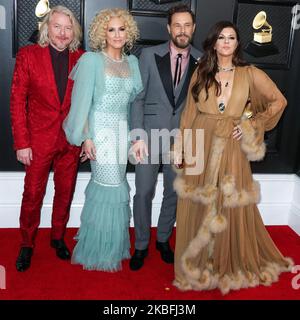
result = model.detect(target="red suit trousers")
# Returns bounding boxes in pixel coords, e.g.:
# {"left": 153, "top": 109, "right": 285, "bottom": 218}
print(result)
{"left": 19, "top": 142, "right": 80, "bottom": 247}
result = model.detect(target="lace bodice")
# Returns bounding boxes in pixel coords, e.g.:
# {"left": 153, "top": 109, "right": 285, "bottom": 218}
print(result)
{"left": 90, "top": 53, "right": 134, "bottom": 186}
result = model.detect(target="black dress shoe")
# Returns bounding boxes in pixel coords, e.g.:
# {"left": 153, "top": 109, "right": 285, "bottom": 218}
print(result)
{"left": 50, "top": 239, "right": 71, "bottom": 260}
{"left": 129, "top": 248, "right": 148, "bottom": 271}
{"left": 156, "top": 241, "right": 174, "bottom": 264}
{"left": 16, "top": 247, "right": 33, "bottom": 272}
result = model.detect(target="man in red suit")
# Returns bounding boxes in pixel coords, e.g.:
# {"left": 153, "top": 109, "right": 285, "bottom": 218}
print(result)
{"left": 10, "top": 6, "right": 84, "bottom": 271}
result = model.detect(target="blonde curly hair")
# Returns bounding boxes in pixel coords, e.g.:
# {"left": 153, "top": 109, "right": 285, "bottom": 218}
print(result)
{"left": 89, "top": 8, "right": 139, "bottom": 52}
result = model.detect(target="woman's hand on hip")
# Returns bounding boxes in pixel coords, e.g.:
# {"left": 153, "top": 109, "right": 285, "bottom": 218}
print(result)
{"left": 233, "top": 125, "right": 243, "bottom": 140}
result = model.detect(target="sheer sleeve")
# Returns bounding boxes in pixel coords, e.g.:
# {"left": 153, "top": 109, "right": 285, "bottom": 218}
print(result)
{"left": 240, "top": 66, "right": 287, "bottom": 161}
{"left": 63, "top": 52, "right": 97, "bottom": 146}
{"left": 248, "top": 66, "right": 287, "bottom": 132}
{"left": 130, "top": 48, "right": 151, "bottom": 132}
{"left": 128, "top": 54, "right": 143, "bottom": 102}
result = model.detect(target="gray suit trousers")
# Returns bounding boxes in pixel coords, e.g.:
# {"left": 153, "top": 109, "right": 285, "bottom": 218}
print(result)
{"left": 133, "top": 160, "right": 177, "bottom": 250}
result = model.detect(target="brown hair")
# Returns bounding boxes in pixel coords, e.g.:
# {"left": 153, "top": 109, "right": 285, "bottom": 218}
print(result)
{"left": 191, "top": 21, "right": 248, "bottom": 102}
{"left": 167, "top": 4, "right": 195, "bottom": 25}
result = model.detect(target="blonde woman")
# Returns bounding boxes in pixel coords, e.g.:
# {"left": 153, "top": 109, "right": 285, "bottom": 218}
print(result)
{"left": 63, "top": 8, "right": 142, "bottom": 271}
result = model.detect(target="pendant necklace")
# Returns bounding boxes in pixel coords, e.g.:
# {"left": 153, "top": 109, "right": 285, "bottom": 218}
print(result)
{"left": 217, "top": 67, "right": 234, "bottom": 113}
{"left": 218, "top": 81, "right": 229, "bottom": 113}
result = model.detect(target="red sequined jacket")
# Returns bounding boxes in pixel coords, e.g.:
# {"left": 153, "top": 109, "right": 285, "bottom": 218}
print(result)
{"left": 10, "top": 44, "right": 84, "bottom": 151}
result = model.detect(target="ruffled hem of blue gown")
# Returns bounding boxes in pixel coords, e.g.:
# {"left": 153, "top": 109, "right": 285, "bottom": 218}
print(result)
{"left": 72, "top": 179, "right": 131, "bottom": 271}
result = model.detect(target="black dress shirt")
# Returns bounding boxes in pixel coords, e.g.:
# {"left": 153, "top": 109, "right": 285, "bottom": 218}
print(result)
{"left": 49, "top": 45, "right": 69, "bottom": 104}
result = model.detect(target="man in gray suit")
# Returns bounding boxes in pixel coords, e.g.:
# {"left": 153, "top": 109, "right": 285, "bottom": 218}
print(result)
{"left": 130, "top": 5, "right": 201, "bottom": 271}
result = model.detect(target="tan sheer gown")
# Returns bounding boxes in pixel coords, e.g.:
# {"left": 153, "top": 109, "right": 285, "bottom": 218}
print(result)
{"left": 173, "top": 65, "right": 294, "bottom": 295}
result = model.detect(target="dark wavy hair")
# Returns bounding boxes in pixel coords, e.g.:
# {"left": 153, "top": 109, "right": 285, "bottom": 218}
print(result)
{"left": 191, "top": 21, "right": 248, "bottom": 102}
{"left": 167, "top": 4, "right": 195, "bottom": 25}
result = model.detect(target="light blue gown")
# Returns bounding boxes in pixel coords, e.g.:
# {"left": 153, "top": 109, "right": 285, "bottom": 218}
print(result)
{"left": 63, "top": 52, "right": 143, "bottom": 271}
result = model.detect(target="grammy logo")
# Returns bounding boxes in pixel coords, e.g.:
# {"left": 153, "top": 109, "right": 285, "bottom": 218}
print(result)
{"left": 253, "top": 11, "right": 272, "bottom": 43}
{"left": 244, "top": 10, "right": 279, "bottom": 58}
{"left": 29, "top": 1, "right": 51, "bottom": 43}
{"left": 35, "top": 0, "right": 51, "bottom": 19}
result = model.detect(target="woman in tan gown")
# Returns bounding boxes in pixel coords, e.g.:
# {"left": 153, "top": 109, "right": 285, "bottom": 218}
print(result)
{"left": 173, "top": 21, "right": 294, "bottom": 295}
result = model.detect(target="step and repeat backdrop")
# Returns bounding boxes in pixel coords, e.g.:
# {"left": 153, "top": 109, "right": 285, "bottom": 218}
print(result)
{"left": 0, "top": 0, "right": 299, "bottom": 173}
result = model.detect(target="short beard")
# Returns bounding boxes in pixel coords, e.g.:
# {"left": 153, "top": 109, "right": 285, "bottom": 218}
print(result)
{"left": 171, "top": 34, "right": 192, "bottom": 49}
{"left": 49, "top": 37, "right": 72, "bottom": 51}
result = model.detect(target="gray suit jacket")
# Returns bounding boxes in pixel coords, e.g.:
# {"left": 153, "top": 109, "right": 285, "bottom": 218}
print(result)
{"left": 130, "top": 42, "right": 201, "bottom": 147}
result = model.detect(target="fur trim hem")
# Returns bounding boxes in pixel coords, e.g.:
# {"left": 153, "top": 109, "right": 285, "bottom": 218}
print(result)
{"left": 181, "top": 205, "right": 214, "bottom": 261}
{"left": 174, "top": 258, "right": 294, "bottom": 295}
{"left": 221, "top": 175, "right": 261, "bottom": 208}
{"left": 179, "top": 195, "right": 294, "bottom": 295}
{"left": 174, "top": 176, "right": 218, "bottom": 205}
{"left": 172, "top": 164, "right": 184, "bottom": 175}
{"left": 173, "top": 279, "right": 192, "bottom": 291}
{"left": 240, "top": 118, "right": 266, "bottom": 161}
{"left": 210, "top": 215, "right": 227, "bottom": 233}
{"left": 181, "top": 204, "right": 228, "bottom": 277}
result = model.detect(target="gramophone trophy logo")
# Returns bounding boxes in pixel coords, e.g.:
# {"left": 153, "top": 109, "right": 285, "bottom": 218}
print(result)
{"left": 29, "top": 0, "right": 51, "bottom": 43}
{"left": 244, "top": 11, "right": 279, "bottom": 58}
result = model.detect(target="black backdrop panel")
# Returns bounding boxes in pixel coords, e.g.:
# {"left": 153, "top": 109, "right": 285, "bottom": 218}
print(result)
{"left": 1, "top": 0, "right": 299, "bottom": 172}
{"left": 128, "top": 0, "right": 196, "bottom": 16}
{"left": 13, "top": 0, "right": 84, "bottom": 57}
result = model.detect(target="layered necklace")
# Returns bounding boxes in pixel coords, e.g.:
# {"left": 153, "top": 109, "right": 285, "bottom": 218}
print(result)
{"left": 217, "top": 65, "right": 235, "bottom": 72}
{"left": 216, "top": 65, "right": 235, "bottom": 113}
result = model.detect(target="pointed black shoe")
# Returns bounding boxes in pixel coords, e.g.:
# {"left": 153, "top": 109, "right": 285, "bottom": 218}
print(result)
{"left": 156, "top": 241, "right": 174, "bottom": 264}
{"left": 129, "top": 248, "right": 148, "bottom": 271}
{"left": 50, "top": 239, "right": 71, "bottom": 260}
{"left": 16, "top": 247, "right": 33, "bottom": 272}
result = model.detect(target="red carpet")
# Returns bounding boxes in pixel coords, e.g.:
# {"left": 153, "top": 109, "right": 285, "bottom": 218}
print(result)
{"left": 0, "top": 227, "right": 299, "bottom": 300}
